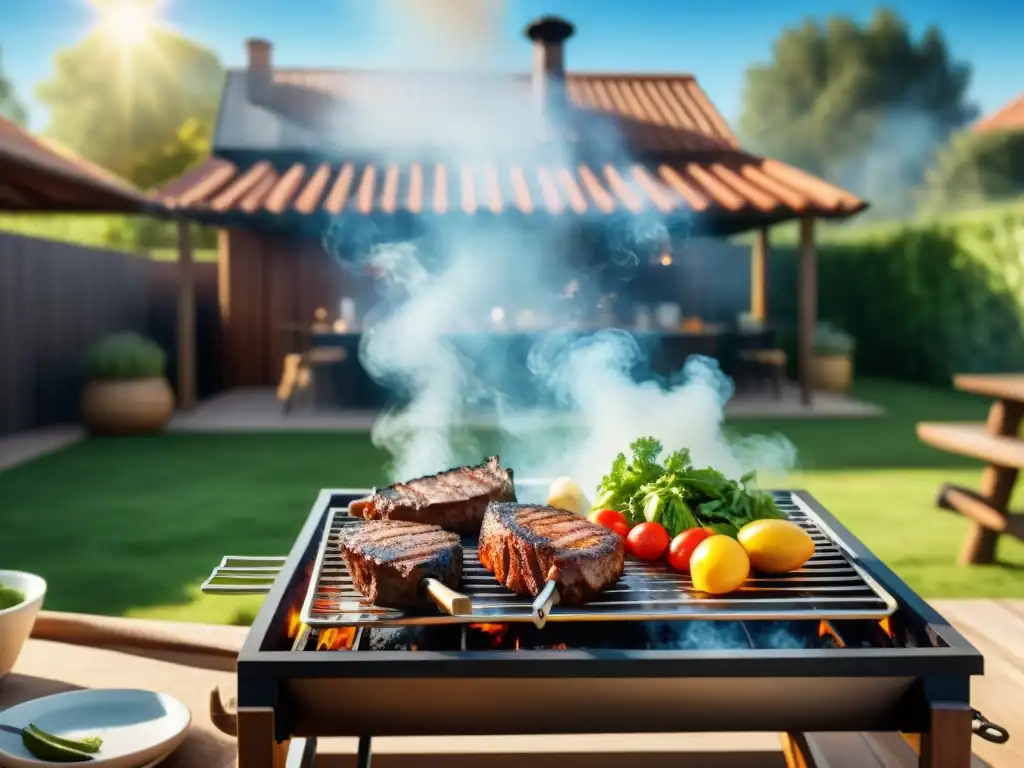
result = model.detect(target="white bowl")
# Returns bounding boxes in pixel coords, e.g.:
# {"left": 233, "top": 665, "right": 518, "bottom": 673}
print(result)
{"left": 0, "top": 571, "right": 47, "bottom": 678}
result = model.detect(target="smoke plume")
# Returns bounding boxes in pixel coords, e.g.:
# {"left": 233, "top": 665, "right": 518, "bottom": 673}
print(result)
{"left": 324, "top": 0, "right": 796, "bottom": 491}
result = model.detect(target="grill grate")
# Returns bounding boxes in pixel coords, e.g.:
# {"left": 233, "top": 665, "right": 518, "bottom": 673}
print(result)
{"left": 299, "top": 491, "right": 897, "bottom": 628}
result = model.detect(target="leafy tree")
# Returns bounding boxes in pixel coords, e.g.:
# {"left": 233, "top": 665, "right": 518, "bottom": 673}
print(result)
{"left": 36, "top": 27, "right": 223, "bottom": 188}
{"left": 0, "top": 46, "right": 28, "bottom": 125}
{"left": 920, "top": 129, "right": 1024, "bottom": 211}
{"left": 739, "top": 8, "right": 978, "bottom": 216}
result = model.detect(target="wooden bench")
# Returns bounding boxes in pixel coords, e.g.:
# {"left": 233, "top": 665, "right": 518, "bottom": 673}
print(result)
{"left": 916, "top": 423, "right": 1024, "bottom": 468}
{"left": 917, "top": 375, "right": 1024, "bottom": 564}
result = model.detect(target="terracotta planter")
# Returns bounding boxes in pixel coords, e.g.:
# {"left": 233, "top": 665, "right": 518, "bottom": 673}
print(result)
{"left": 810, "top": 354, "right": 853, "bottom": 394}
{"left": 81, "top": 377, "right": 175, "bottom": 436}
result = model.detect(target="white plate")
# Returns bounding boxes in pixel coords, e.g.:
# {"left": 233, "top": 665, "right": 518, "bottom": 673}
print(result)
{"left": 0, "top": 689, "right": 191, "bottom": 768}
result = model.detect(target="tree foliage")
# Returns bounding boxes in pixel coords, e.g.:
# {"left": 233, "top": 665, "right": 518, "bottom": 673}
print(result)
{"left": 0, "top": 46, "right": 28, "bottom": 126}
{"left": 920, "top": 129, "right": 1024, "bottom": 212}
{"left": 36, "top": 28, "right": 223, "bottom": 188}
{"left": 739, "top": 7, "right": 978, "bottom": 216}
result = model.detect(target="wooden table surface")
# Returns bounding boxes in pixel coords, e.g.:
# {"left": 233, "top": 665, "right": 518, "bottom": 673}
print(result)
{"left": 3, "top": 609, "right": 1019, "bottom": 767}
{"left": 955, "top": 374, "right": 1024, "bottom": 403}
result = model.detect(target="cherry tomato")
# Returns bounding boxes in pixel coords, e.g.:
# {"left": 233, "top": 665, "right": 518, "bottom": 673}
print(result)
{"left": 667, "top": 528, "right": 716, "bottom": 573}
{"left": 589, "top": 508, "right": 630, "bottom": 537}
{"left": 626, "top": 521, "right": 670, "bottom": 561}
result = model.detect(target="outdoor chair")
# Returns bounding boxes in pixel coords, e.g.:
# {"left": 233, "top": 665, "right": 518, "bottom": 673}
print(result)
{"left": 737, "top": 348, "right": 787, "bottom": 398}
{"left": 277, "top": 346, "right": 348, "bottom": 414}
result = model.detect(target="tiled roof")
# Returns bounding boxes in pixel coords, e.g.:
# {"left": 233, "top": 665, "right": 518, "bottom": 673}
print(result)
{"left": 974, "top": 93, "right": 1024, "bottom": 134}
{"left": 158, "top": 154, "right": 865, "bottom": 219}
{"left": 0, "top": 116, "right": 154, "bottom": 211}
{"left": 262, "top": 69, "right": 739, "bottom": 153}
{"left": 170, "top": 65, "right": 866, "bottom": 226}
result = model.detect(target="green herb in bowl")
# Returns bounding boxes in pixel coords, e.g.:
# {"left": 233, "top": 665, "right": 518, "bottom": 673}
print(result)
{"left": 0, "top": 586, "right": 25, "bottom": 610}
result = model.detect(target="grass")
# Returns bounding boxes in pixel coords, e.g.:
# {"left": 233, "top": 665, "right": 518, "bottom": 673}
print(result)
{"left": 0, "top": 378, "right": 1022, "bottom": 625}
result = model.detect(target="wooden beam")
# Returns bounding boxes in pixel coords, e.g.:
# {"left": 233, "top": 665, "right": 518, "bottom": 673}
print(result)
{"left": 750, "top": 226, "right": 769, "bottom": 322}
{"left": 176, "top": 217, "right": 197, "bottom": 411}
{"left": 797, "top": 217, "right": 817, "bottom": 407}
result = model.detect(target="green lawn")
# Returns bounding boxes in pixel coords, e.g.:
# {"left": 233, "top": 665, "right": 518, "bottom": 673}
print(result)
{"left": 1, "top": 378, "right": 1023, "bottom": 625}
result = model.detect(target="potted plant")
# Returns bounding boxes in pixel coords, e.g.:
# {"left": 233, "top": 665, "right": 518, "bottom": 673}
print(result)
{"left": 810, "top": 322, "right": 856, "bottom": 394}
{"left": 80, "top": 332, "right": 174, "bottom": 435}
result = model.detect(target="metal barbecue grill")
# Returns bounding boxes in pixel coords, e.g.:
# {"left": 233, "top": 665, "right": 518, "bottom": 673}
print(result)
{"left": 197, "top": 485, "right": 1009, "bottom": 768}
{"left": 204, "top": 490, "right": 897, "bottom": 627}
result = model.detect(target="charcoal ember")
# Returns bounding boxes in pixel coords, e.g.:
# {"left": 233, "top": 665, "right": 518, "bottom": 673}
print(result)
{"left": 466, "top": 624, "right": 516, "bottom": 650}
{"left": 517, "top": 622, "right": 649, "bottom": 650}
{"left": 367, "top": 625, "right": 461, "bottom": 651}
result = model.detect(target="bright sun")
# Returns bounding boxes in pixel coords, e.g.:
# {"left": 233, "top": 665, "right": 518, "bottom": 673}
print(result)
{"left": 89, "top": 0, "right": 159, "bottom": 48}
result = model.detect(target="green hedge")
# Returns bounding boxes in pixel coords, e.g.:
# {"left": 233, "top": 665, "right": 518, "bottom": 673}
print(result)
{"left": 0, "top": 215, "right": 217, "bottom": 253}
{"left": 767, "top": 203, "right": 1024, "bottom": 384}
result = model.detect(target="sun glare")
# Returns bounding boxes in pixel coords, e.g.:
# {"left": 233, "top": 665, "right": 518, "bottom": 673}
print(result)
{"left": 89, "top": 0, "right": 159, "bottom": 48}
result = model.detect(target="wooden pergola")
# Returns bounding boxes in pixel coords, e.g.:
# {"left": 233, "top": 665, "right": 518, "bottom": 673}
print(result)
{"left": 0, "top": 116, "right": 197, "bottom": 410}
{"left": 749, "top": 218, "right": 822, "bottom": 406}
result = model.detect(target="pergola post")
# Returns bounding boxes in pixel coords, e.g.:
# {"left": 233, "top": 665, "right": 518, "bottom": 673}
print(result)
{"left": 797, "top": 217, "right": 818, "bottom": 407}
{"left": 750, "top": 226, "right": 770, "bottom": 322}
{"left": 176, "top": 216, "right": 197, "bottom": 411}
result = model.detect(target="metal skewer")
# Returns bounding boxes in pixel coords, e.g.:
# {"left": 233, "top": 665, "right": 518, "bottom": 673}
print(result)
{"left": 531, "top": 567, "right": 562, "bottom": 629}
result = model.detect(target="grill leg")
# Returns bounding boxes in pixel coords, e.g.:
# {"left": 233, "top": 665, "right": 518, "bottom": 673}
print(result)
{"left": 917, "top": 702, "right": 973, "bottom": 768}
{"left": 237, "top": 706, "right": 290, "bottom": 768}
{"left": 357, "top": 736, "right": 373, "bottom": 768}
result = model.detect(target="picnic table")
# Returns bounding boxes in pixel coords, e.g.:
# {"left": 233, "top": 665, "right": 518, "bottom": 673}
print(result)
{"left": 917, "top": 374, "right": 1024, "bottom": 564}
{"left": 4, "top": 612, "right": 972, "bottom": 767}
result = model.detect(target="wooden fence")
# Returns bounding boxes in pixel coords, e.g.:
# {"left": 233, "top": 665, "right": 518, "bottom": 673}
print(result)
{"left": 0, "top": 233, "right": 220, "bottom": 437}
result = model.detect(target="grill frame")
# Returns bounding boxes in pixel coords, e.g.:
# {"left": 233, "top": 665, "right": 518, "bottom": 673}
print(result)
{"left": 232, "top": 487, "right": 987, "bottom": 767}
{"left": 298, "top": 491, "right": 898, "bottom": 628}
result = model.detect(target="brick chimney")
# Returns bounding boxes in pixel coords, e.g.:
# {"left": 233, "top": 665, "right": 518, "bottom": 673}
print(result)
{"left": 524, "top": 16, "right": 575, "bottom": 126}
{"left": 246, "top": 38, "right": 273, "bottom": 105}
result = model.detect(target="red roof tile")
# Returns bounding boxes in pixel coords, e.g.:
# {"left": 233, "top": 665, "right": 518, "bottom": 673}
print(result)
{"left": 269, "top": 69, "right": 739, "bottom": 153}
{"left": 0, "top": 115, "right": 153, "bottom": 211}
{"left": 975, "top": 93, "right": 1024, "bottom": 134}
{"left": 159, "top": 156, "right": 865, "bottom": 220}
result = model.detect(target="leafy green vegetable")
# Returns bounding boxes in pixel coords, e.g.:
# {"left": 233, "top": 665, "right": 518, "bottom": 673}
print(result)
{"left": 594, "top": 437, "right": 666, "bottom": 523}
{"left": 641, "top": 479, "right": 701, "bottom": 534}
{"left": 592, "top": 437, "right": 786, "bottom": 538}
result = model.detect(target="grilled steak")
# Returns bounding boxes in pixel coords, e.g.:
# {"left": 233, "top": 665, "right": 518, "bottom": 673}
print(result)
{"left": 339, "top": 520, "right": 463, "bottom": 609}
{"left": 348, "top": 456, "right": 516, "bottom": 535}
{"left": 478, "top": 503, "right": 625, "bottom": 605}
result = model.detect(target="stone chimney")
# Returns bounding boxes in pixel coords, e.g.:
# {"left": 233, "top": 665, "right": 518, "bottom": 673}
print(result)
{"left": 524, "top": 16, "right": 575, "bottom": 126}
{"left": 246, "top": 38, "right": 273, "bottom": 105}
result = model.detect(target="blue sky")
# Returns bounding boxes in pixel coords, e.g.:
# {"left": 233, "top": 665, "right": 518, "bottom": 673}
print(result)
{"left": 2, "top": 0, "right": 1021, "bottom": 131}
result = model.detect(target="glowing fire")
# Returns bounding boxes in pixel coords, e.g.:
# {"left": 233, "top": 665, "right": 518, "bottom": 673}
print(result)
{"left": 286, "top": 608, "right": 303, "bottom": 639}
{"left": 471, "top": 623, "right": 508, "bottom": 648}
{"left": 317, "top": 627, "right": 357, "bottom": 651}
{"left": 878, "top": 617, "right": 894, "bottom": 638}
{"left": 285, "top": 608, "right": 355, "bottom": 651}
{"left": 470, "top": 624, "right": 568, "bottom": 651}
{"left": 817, "top": 620, "right": 846, "bottom": 648}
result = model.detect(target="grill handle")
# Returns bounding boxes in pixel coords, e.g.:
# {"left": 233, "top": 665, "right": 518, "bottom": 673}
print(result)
{"left": 973, "top": 709, "right": 1010, "bottom": 745}
{"left": 200, "top": 556, "right": 286, "bottom": 595}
